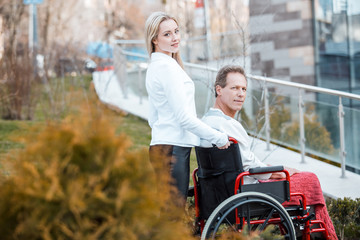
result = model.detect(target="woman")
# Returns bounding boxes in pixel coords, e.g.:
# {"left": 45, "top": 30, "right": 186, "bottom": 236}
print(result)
{"left": 144, "top": 11, "right": 230, "bottom": 200}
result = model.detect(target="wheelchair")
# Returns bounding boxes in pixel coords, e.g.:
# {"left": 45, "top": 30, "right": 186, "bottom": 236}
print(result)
{"left": 189, "top": 138, "right": 330, "bottom": 240}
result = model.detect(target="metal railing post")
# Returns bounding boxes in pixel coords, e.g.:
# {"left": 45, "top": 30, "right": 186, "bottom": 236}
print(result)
{"left": 137, "top": 65, "right": 143, "bottom": 104}
{"left": 338, "top": 97, "right": 346, "bottom": 178}
{"left": 114, "top": 46, "right": 128, "bottom": 98}
{"left": 264, "top": 84, "right": 271, "bottom": 150}
{"left": 204, "top": 71, "right": 214, "bottom": 115}
{"left": 299, "top": 89, "right": 306, "bottom": 163}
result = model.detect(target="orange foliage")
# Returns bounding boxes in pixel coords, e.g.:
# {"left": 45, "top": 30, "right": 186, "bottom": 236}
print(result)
{"left": 0, "top": 107, "right": 195, "bottom": 240}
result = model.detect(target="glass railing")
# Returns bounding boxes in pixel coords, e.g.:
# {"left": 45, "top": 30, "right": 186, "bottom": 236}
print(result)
{"left": 113, "top": 44, "right": 360, "bottom": 178}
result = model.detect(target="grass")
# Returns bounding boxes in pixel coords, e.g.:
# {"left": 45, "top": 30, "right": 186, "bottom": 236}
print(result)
{"left": 0, "top": 112, "right": 198, "bottom": 185}
{"left": 0, "top": 71, "right": 202, "bottom": 190}
{"left": 0, "top": 120, "right": 23, "bottom": 155}
{"left": 0, "top": 73, "right": 198, "bottom": 177}
{"left": 114, "top": 114, "right": 151, "bottom": 150}
{"left": 0, "top": 120, "right": 40, "bottom": 156}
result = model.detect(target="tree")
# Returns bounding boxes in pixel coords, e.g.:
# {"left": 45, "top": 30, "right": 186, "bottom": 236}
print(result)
{"left": 0, "top": 0, "right": 37, "bottom": 120}
{"left": 102, "top": 0, "right": 146, "bottom": 41}
{"left": 1, "top": 0, "right": 149, "bottom": 120}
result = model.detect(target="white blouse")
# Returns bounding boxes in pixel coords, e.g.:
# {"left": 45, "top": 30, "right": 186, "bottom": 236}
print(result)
{"left": 145, "top": 52, "right": 228, "bottom": 147}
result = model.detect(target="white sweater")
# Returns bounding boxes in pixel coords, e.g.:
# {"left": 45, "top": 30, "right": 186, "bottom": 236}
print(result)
{"left": 145, "top": 52, "right": 228, "bottom": 147}
{"left": 201, "top": 108, "right": 271, "bottom": 184}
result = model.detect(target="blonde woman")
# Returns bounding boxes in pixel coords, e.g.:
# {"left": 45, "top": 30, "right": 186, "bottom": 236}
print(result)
{"left": 145, "top": 11, "right": 230, "bottom": 200}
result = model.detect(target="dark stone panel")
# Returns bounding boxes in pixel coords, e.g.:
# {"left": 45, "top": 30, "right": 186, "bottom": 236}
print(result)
{"left": 261, "top": 60, "right": 275, "bottom": 77}
{"left": 252, "top": 60, "right": 291, "bottom": 79}
{"left": 251, "top": 52, "right": 261, "bottom": 63}
{"left": 251, "top": 52, "right": 262, "bottom": 71}
{"left": 250, "top": 17, "right": 314, "bottom": 45}
{"left": 269, "top": 4, "right": 287, "bottom": 15}
{"left": 249, "top": 0, "right": 273, "bottom": 16}
{"left": 291, "top": 75, "right": 316, "bottom": 86}
{"left": 250, "top": 19, "right": 314, "bottom": 49}
{"left": 273, "top": 34, "right": 312, "bottom": 49}
{"left": 273, "top": 68, "right": 290, "bottom": 76}
{"left": 250, "top": 1, "right": 287, "bottom": 16}
{"left": 274, "top": 11, "right": 301, "bottom": 22}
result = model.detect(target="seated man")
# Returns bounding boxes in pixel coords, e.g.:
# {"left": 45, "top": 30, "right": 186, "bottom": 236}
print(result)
{"left": 200, "top": 65, "right": 337, "bottom": 240}
{"left": 200, "top": 65, "right": 299, "bottom": 184}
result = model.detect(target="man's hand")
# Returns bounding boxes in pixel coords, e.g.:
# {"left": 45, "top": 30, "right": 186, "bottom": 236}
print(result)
{"left": 285, "top": 166, "right": 301, "bottom": 176}
{"left": 270, "top": 166, "right": 300, "bottom": 179}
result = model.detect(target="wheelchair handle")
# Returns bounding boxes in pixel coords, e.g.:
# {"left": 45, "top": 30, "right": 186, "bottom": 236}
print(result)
{"left": 249, "top": 165, "right": 284, "bottom": 174}
{"left": 228, "top": 137, "right": 238, "bottom": 144}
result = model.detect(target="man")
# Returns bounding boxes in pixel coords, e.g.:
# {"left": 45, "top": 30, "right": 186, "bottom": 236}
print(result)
{"left": 200, "top": 65, "right": 299, "bottom": 184}
{"left": 200, "top": 65, "right": 337, "bottom": 239}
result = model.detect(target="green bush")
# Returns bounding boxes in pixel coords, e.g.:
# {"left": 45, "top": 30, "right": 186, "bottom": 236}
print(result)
{"left": 327, "top": 197, "right": 360, "bottom": 240}
{"left": 0, "top": 109, "right": 195, "bottom": 240}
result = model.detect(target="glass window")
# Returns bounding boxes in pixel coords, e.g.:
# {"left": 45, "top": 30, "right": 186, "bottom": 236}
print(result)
{"left": 314, "top": 0, "right": 360, "bottom": 92}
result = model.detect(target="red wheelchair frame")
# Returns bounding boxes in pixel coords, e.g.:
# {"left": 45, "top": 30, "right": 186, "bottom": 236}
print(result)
{"left": 191, "top": 137, "right": 330, "bottom": 240}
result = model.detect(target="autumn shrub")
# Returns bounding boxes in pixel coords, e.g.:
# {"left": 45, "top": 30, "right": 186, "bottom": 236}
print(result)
{"left": 327, "top": 197, "right": 360, "bottom": 240}
{"left": 253, "top": 95, "right": 334, "bottom": 154}
{"left": 0, "top": 108, "right": 195, "bottom": 240}
{"left": 254, "top": 95, "right": 291, "bottom": 141}
{"left": 283, "top": 104, "right": 334, "bottom": 154}
{"left": 209, "top": 226, "right": 283, "bottom": 240}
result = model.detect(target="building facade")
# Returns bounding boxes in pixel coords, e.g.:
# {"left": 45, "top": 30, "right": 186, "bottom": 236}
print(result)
{"left": 250, "top": 0, "right": 316, "bottom": 85}
{"left": 249, "top": 0, "right": 360, "bottom": 97}
{"left": 248, "top": 0, "right": 360, "bottom": 173}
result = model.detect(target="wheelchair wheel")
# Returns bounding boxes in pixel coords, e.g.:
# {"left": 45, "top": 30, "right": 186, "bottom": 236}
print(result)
{"left": 201, "top": 192, "right": 296, "bottom": 240}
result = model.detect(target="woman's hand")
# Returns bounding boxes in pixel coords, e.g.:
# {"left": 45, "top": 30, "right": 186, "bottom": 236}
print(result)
{"left": 218, "top": 141, "right": 231, "bottom": 149}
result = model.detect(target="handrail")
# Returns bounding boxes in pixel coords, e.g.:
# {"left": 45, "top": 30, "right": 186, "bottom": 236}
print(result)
{"left": 119, "top": 49, "right": 219, "bottom": 72}
{"left": 119, "top": 48, "right": 360, "bottom": 101}
{"left": 248, "top": 74, "right": 360, "bottom": 101}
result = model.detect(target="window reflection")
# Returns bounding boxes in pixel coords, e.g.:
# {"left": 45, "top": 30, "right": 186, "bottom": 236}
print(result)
{"left": 314, "top": 0, "right": 360, "bottom": 92}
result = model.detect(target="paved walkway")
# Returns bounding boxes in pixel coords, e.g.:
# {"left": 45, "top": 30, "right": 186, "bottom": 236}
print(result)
{"left": 93, "top": 70, "right": 360, "bottom": 199}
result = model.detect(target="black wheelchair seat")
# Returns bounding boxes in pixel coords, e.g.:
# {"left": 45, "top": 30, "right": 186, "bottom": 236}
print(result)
{"left": 195, "top": 143, "right": 243, "bottom": 219}
{"left": 194, "top": 142, "right": 289, "bottom": 220}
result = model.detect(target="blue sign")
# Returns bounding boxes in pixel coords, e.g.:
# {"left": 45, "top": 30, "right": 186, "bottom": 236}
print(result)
{"left": 86, "top": 42, "right": 113, "bottom": 59}
{"left": 23, "top": 0, "right": 44, "bottom": 4}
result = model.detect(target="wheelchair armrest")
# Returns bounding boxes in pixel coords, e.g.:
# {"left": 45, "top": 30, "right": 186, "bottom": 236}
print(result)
{"left": 249, "top": 165, "right": 284, "bottom": 174}
{"left": 235, "top": 165, "right": 290, "bottom": 195}
{"left": 236, "top": 166, "right": 291, "bottom": 203}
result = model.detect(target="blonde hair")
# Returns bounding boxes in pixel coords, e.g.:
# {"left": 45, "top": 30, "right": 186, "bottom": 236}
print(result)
{"left": 145, "top": 11, "right": 184, "bottom": 68}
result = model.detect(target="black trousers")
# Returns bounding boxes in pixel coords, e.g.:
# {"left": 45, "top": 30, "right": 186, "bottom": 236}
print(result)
{"left": 149, "top": 145, "right": 191, "bottom": 199}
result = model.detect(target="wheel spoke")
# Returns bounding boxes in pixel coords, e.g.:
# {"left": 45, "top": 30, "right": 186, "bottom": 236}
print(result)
{"left": 246, "top": 203, "right": 251, "bottom": 232}
{"left": 259, "top": 208, "right": 275, "bottom": 231}
{"left": 201, "top": 192, "right": 296, "bottom": 240}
